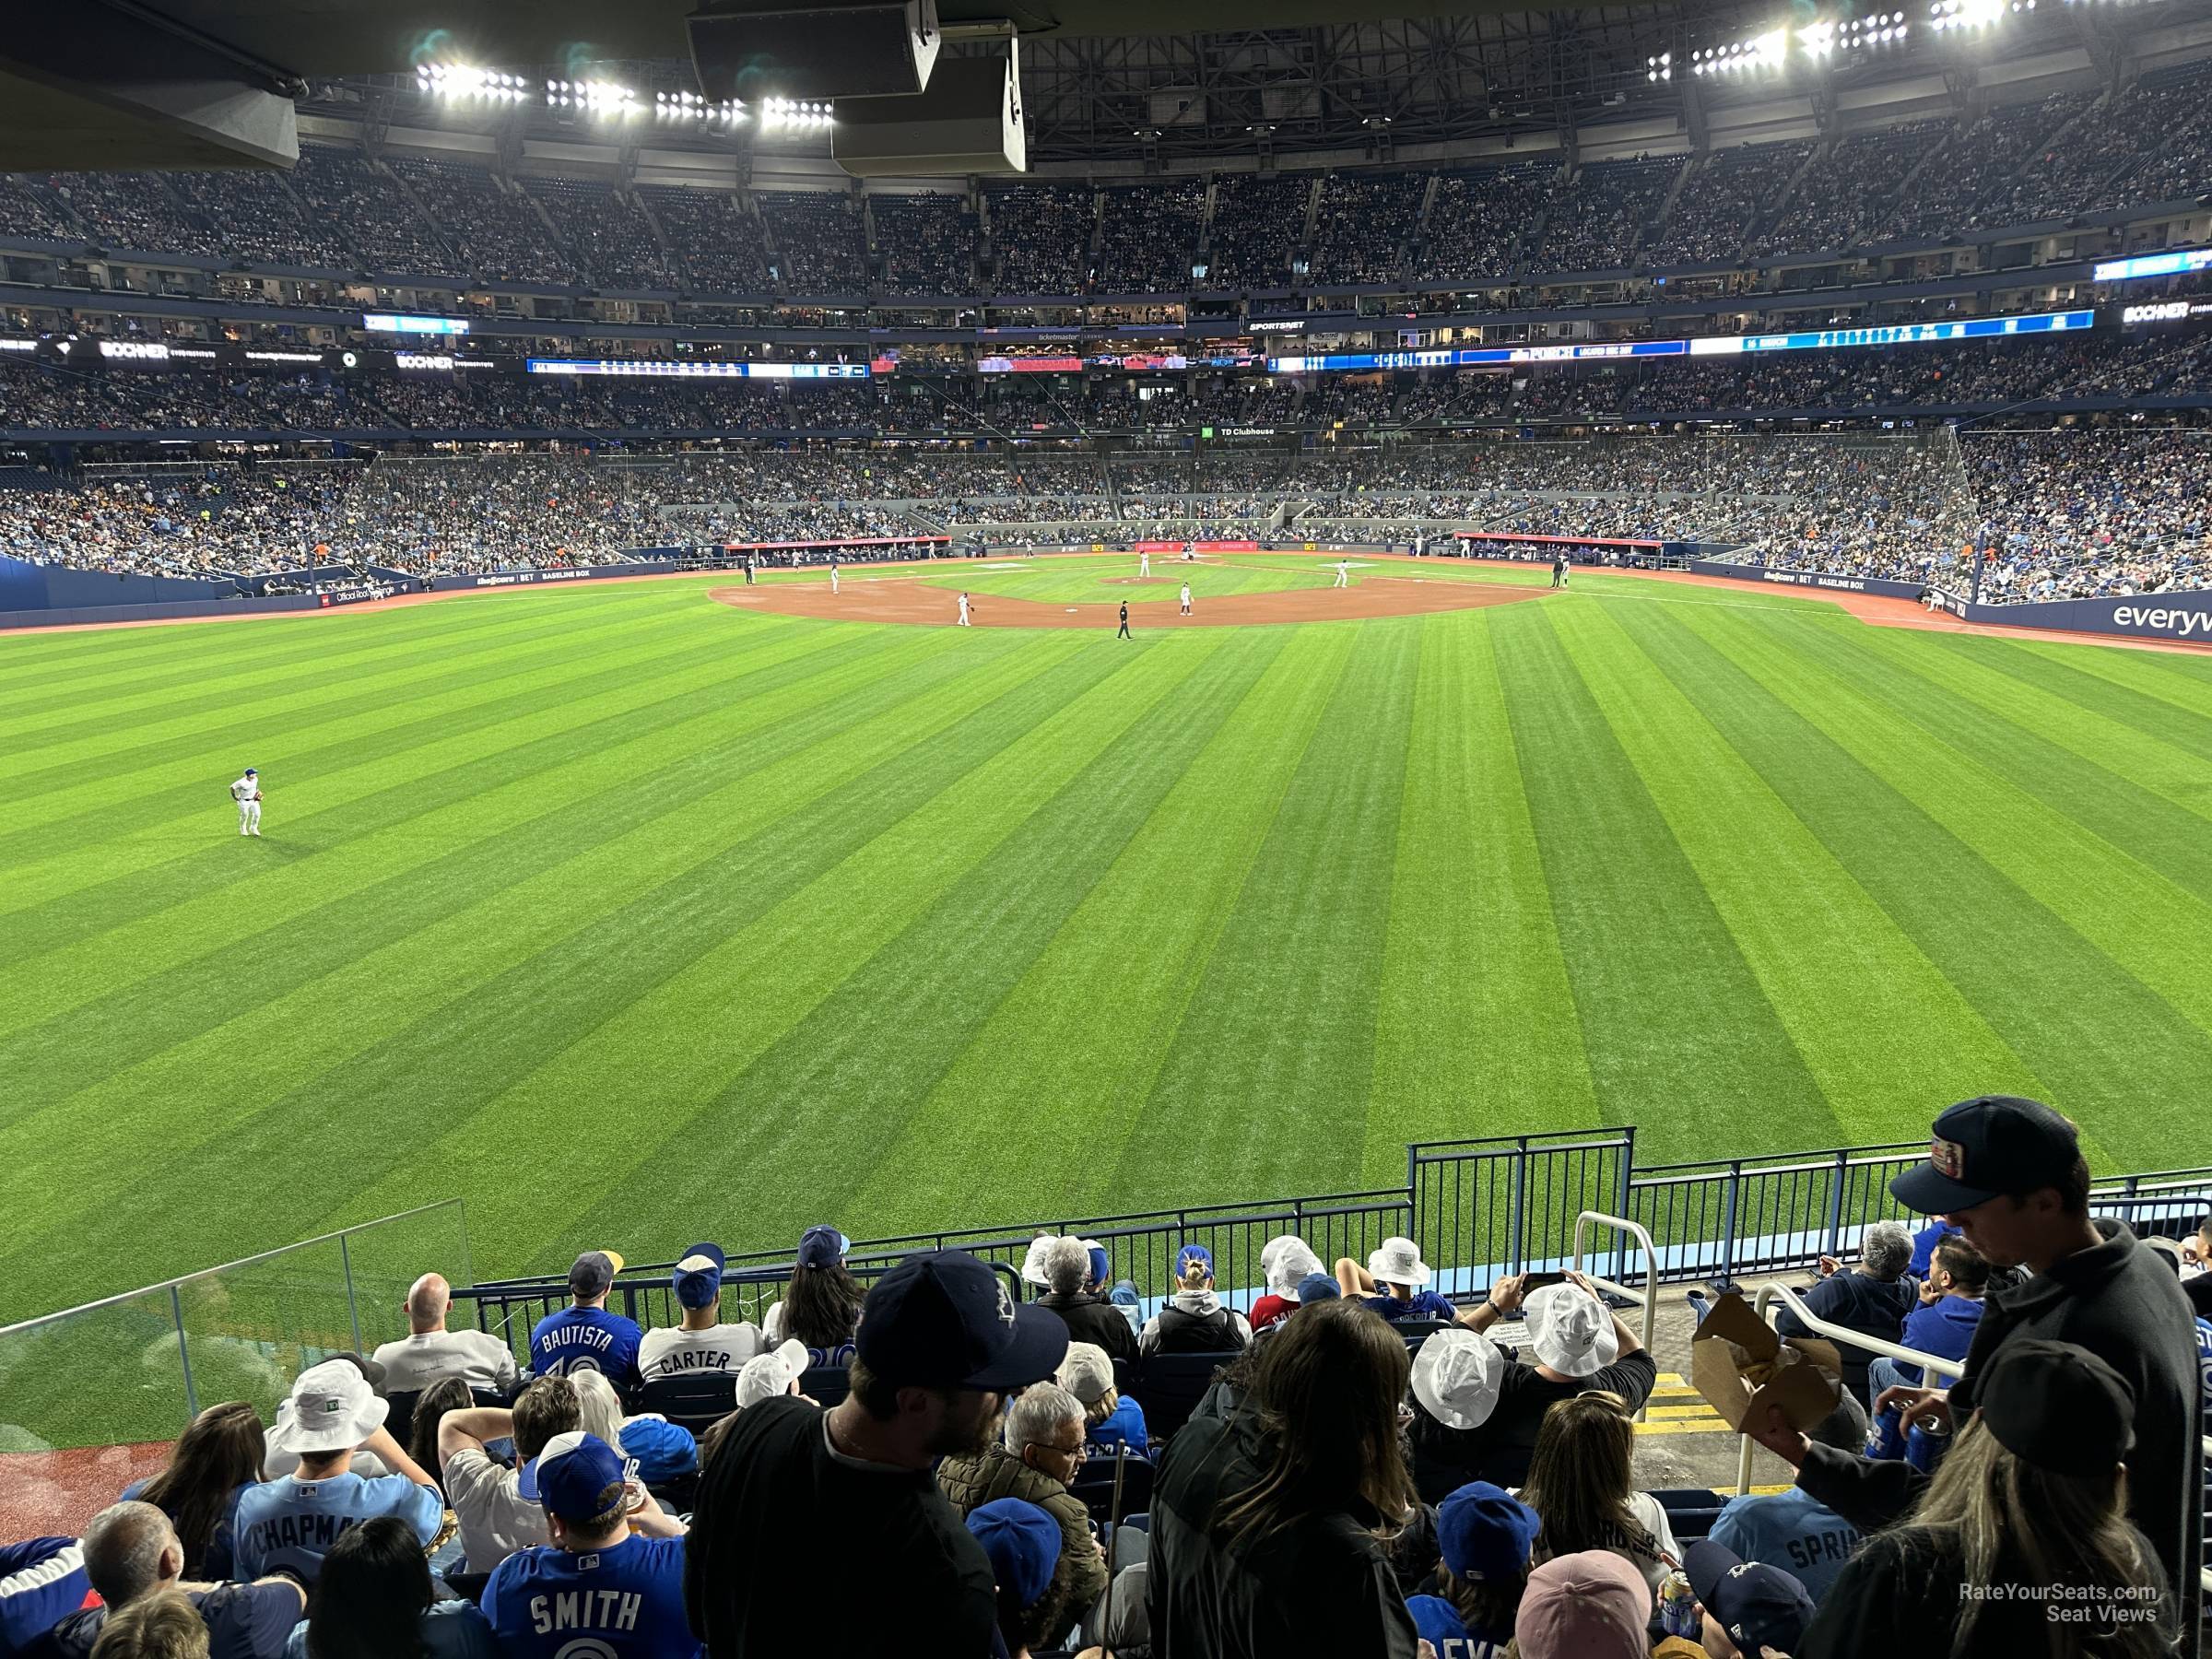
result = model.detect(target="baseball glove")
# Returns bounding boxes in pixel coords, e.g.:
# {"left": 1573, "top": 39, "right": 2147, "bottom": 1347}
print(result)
{"left": 253, "top": 792, "right": 264, "bottom": 802}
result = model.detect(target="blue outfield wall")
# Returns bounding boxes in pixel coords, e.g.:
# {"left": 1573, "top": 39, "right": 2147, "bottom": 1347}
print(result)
{"left": 1683, "top": 558, "right": 1932, "bottom": 602}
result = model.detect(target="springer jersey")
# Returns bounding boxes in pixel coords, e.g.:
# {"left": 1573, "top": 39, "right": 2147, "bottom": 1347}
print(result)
{"left": 482, "top": 1535, "right": 700, "bottom": 1659}
{"left": 230, "top": 774, "right": 258, "bottom": 802}
{"left": 529, "top": 1305, "right": 644, "bottom": 1383}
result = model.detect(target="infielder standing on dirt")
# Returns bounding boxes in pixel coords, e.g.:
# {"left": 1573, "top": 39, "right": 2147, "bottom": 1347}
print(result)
{"left": 1139, "top": 550, "right": 1151, "bottom": 578}
{"left": 830, "top": 558, "right": 840, "bottom": 595}
{"left": 1335, "top": 559, "right": 1350, "bottom": 589}
{"left": 1179, "top": 582, "right": 1193, "bottom": 617}
{"left": 230, "top": 767, "right": 262, "bottom": 836}
{"left": 957, "top": 591, "right": 973, "bottom": 626}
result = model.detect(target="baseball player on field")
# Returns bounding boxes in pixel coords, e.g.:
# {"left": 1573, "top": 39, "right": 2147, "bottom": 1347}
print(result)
{"left": 1179, "top": 582, "right": 1193, "bottom": 617}
{"left": 830, "top": 558, "right": 841, "bottom": 595}
{"left": 1335, "top": 559, "right": 1350, "bottom": 589}
{"left": 1139, "top": 550, "right": 1151, "bottom": 578}
{"left": 230, "top": 768, "right": 263, "bottom": 836}
{"left": 957, "top": 591, "right": 973, "bottom": 626}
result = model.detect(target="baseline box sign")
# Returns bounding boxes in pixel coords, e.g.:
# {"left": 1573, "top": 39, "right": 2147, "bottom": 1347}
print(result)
{"left": 441, "top": 560, "right": 683, "bottom": 591}
{"left": 1683, "top": 559, "right": 1928, "bottom": 600}
{"left": 1131, "top": 538, "right": 1259, "bottom": 552}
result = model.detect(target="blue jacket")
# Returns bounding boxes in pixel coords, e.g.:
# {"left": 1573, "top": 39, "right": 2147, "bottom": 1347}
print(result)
{"left": 1893, "top": 1295, "right": 1983, "bottom": 1385}
{"left": 1087, "top": 1393, "right": 1148, "bottom": 1455}
{"left": 0, "top": 1539, "right": 86, "bottom": 1655}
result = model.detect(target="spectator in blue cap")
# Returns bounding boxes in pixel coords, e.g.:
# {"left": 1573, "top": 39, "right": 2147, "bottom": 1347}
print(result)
{"left": 526, "top": 1252, "right": 641, "bottom": 1387}
{"left": 761, "top": 1225, "right": 862, "bottom": 1367}
{"left": 1705, "top": 1394, "right": 1865, "bottom": 1603}
{"left": 685, "top": 1249, "right": 1069, "bottom": 1658}
{"left": 1405, "top": 1481, "right": 1538, "bottom": 1655}
{"left": 639, "top": 1242, "right": 765, "bottom": 1381}
{"left": 482, "top": 1431, "right": 699, "bottom": 1658}
{"left": 1682, "top": 1538, "right": 1816, "bottom": 1659}
{"left": 966, "top": 1500, "right": 1065, "bottom": 1659}
{"left": 1140, "top": 1244, "right": 1252, "bottom": 1356}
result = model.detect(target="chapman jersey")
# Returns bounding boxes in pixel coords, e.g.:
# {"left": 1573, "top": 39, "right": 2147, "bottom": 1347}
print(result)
{"left": 482, "top": 1535, "right": 700, "bottom": 1659}
{"left": 233, "top": 1472, "right": 443, "bottom": 1584}
{"left": 230, "top": 774, "right": 259, "bottom": 802}
{"left": 529, "top": 1305, "right": 644, "bottom": 1383}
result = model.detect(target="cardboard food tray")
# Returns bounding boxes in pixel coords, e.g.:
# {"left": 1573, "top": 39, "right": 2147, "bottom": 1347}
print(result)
{"left": 1689, "top": 1291, "right": 1843, "bottom": 1431}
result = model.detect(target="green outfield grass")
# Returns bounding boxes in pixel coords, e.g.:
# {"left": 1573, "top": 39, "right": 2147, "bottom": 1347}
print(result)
{"left": 7, "top": 554, "right": 2212, "bottom": 1340}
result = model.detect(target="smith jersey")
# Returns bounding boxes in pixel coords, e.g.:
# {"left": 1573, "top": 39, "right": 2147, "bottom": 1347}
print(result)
{"left": 482, "top": 1535, "right": 700, "bottom": 1659}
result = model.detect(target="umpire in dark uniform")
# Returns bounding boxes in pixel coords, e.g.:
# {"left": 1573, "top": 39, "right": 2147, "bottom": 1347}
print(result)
{"left": 1117, "top": 601, "right": 1131, "bottom": 639}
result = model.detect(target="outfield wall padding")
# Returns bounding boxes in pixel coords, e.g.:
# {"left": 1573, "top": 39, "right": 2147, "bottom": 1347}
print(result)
{"left": 1682, "top": 559, "right": 1931, "bottom": 601}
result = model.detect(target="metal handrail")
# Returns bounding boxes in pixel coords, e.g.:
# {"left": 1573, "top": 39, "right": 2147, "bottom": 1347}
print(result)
{"left": 1735, "top": 1279, "right": 1969, "bottom": 1494}
{"left": 1571, "top": 1210, "right": 1659, "bottom": 1421}
{"left": 0, "top": 1200, "right": 467, "bottom": 1337}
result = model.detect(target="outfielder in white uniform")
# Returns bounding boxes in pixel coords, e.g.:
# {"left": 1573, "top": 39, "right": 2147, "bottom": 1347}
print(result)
{"left": 230, "top": 768, "right": 262, "bottom": 836}
{"left": 1139, "top": 551, "right": 1151, "bottom": 578}
{"left": 957, "top": 592, "right": 972, "bottom": 626}
{"left": 1334, "top": 560, "right": 1350, "bottom": 589}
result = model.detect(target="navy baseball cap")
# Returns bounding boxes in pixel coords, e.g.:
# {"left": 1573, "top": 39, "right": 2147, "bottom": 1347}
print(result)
{"left": 1297, "top": 1271, "right": 1340, "bottom": 1303}
{"left": 1176, "top": 1243, "right": 1214, "bottom": 1277}
{"left": 243, "top": 768, "right": 256, "bottom": 775}
{"left": 672, "top": 1242, "right": 725, "bottom": 1311}
{"left": 1889, "top": 1096, "right": 2081, "bottom": 1214}
{"left": 966, "top": 1499, "right": 1060, "bottom": 1609}
{"left": 855, "top": 1250, "right": 1068, "bottom": 1391}
{"left": 1978, "top": 1338, "right": 2136, "bottom": 1476}
{"left": 1438, "top": 1482, "right": 1539, "bottom": 1583}
{"left": 1686, "top": 1540, "right": 1817, "bottom": 1657}
{"left": 797, "top": 1225, "right": 850, "bottom": 1268}
{"left": 568, "top": 1251, "right": 623, "bottom": 1300}
{"left": 528, "top": 1431, "right": 629, "bottom": 1523}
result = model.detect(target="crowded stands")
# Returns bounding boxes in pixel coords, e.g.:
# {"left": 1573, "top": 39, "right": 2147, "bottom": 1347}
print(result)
{"left": 3, "top": 1096, "right": 2201, "bottom": 1659}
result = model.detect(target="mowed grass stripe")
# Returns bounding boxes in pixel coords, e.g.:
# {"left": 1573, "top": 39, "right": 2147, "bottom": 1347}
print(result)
{"left": 836, "top": 626, "right": 1356, "bottom": 1231}
{"left": 0, "top": 592, "right": 648, "bottom": 741}
{"left": 1365, "top": 614, "right": 1604, "bottom": 1175}
{"left": 0, "top": 597, "right": 760, "bottom": 828}
{"left": 1559, "top": 601, "right": 2024, "bottom": 1136}
{"left": 0, "top": 625, "right": 959, "bottom": 1055}
{"left": 1844, "top": 628, "right": 2212, "bottom": 816}
{"left": 2009, "top": 634, "right": 2212, "bottom": 727}
{"left": 484, "top": 634, "right": 1248, "bottom": 1265}
{"left": 1493, "top": 603, "right": 1832, "bottom": 1160}
{"left": 0, "top": 630, "right": 1089, "bottom": 1300}
{"left": 1682, "top": 611, "right": 2210, "bottom": 1163}
{"left": 0, "top": 612, "right": 854, "bottom": 951}
{"left": 1112, "top": 621, "right": 1422, "bottom": 1205}
{"left": 553, "top": 630, "right": 1299, "bottom": 1262}
{"left": 1659, "top": 605, "right": 2206, "bottom": 1161}
{"left": 167, "top": 633, "right": 1139, "bottom": 1276}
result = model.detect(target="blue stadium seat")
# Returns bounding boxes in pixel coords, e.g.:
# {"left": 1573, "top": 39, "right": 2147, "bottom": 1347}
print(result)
{"left": 1069, "top": 1451, "right": 1155, "bottom": 1526}
{"left": 638, "top": 1371, "right": 738, "bottom": 1435}
{"left": 1135, "top": 1353, "right": 1238, "bottom": 1441}
{"left": 799, "top": 1364, "right": 851, "bottom": 1409}
{"left": 1651, "top": 1487, "right": 1730, "bottom": 1542}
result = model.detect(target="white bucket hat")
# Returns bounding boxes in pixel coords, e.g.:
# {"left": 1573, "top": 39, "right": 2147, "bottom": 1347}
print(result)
{"left": 735, "top": 1338, "right": 810, "bottom": 1410}
{"left": 1367, "top": 1236, "right": 1431, "bottom": 1287}
{"left": 1019, "top": 1232, "right": 1059, "bottom": 1288}
{"left": 1260, "top": 1235, "right": 1325, "bottom": 1299}
{"left": 265, "top": 1359, "right": 388, "bottom": 1455}
{"left": 1410, "top": 1328, "right": 1503, "bottom": 1430}
{"left": 1524, "top": 1283, "right": 1620, "bottom": 1379}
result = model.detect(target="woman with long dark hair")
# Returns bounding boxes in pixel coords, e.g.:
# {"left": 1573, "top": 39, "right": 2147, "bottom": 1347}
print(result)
{"left": 1149, "top": 1299, "right": 1422, "bottom": 1657}
{"left": 1796, "top": 1338, "right": 2174, "bottom": 1659}
{"left": 124, "top": 1401, "right": 264, "bottom": 1581}
{"left": 761, "top": 1225, "right": 863, "bottom": 1363}
{"left": 1517, "top": 1391, "right": 1679, "bottom": 1591}
{"left": 288, "top": 1515, "right": 493, "bottom": 1659}
{"left": 405, "top": 1379, "right": 473, "bottom": 1493}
